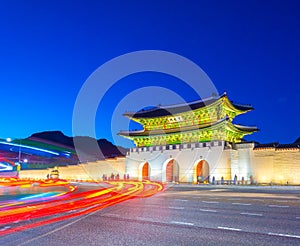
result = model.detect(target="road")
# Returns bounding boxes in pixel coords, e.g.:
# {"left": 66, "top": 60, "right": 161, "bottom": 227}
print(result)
{"left": 1, "top": 184, "right": 300, "bottom": 245}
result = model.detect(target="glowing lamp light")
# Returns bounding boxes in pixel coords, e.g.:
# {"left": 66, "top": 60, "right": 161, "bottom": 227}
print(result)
{"left": 261, "top": 176, "right": 267, "bottom": 183}
{"left": 23, "top": 159, "right": 28, "bottom": 163}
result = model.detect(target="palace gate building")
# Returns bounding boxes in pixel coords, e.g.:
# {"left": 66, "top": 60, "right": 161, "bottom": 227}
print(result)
{"left": 119, "top": 93, "right": 300, "bottom": 184}
{"left": 119, "top": 93, "right": 258, "bottom": 183}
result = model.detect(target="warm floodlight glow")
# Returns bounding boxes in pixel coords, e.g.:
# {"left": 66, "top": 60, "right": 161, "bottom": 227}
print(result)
{"left": 0, "top": 179, "right": 163, "bottom": 236}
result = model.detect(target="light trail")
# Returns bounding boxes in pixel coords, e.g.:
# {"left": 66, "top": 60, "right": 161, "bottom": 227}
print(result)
{"left": 0, "top": 177, "right": 164, "bottom": 236}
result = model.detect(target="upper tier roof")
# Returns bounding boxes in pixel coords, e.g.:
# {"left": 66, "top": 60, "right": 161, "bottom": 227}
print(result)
{"left": 118, "top": 117, "right": 258, "bottom": 137}
{"left": 123, "top": 93, "right": 253, "bottom": 118}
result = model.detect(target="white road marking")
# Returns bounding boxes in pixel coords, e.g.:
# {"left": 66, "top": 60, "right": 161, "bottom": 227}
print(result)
{"left": 252, "top": 199, "right": 264, "bottom": 201}
{"left": 274, "top": 200, "right": 289, "bottom": 203}
{"left": 240, "top": 212, "right": 262, "bottom": 216}
{"left": 202, "top": 201, "right": 219, "bottom": 204}
{"left": 232, "top": 203, "right": 251, "bottom": 206}
{"left": 268, "top": 232, "right": 300, "bottom": 239}
{"left": 175, "top": 199, "right": 188, "bottom": 202}
{"left": 171, "top": 221, "right": 194, "bottom": 226}
{"left": 228, "top": 198, "right": 241, "bottom": 201}
{"left": 268, "top": 205, "right": 289, "bottom": 208}
{"left": 169, "top": 206, "right": 184, "bottom": 210}
{"left": 218, "top": 226, "right": 241, "bottom": 231}
{"left": 296, "top": 217, "right": 300, "bottom": 219}
{"left": 200, "top": 209, "right": 217, "bottom": 213}
{"left": 135, "top": 217, "right": 160, "bottom": 223}
{"left": 104, "top": 213, "right": 120, "bottom": 217}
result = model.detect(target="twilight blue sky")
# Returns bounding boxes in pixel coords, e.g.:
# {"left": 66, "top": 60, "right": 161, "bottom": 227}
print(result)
{"left": 0, "top": 0, "right": 299, "bottom": 147}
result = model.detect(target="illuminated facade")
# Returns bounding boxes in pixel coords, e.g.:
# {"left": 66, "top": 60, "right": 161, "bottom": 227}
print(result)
{"left": 119, "top": 93, "right": 257, "bottom": 147}
{"left": 119, "top": 93, "right": 300, "bottom": 185}
{"left": 119, "top": 93, "right": 261, "bottom": 183}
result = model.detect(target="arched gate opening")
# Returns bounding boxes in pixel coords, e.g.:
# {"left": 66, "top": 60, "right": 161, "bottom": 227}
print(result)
{"left": 165, "top": 159, "right": 179, "bottom": 182}
{"left": 142, "top": 162, "right": 150, "bottom": 180}
{"left": 194, "top": 160, "right": 209, "bottom": 183}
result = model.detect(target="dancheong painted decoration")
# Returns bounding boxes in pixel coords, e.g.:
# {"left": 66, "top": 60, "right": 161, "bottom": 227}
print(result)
{"left": 118, "top": 93, "right": 258, "bottom": 147}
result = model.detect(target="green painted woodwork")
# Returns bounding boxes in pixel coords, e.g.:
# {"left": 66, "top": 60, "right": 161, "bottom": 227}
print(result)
{"left": 120, "top": 95, "right": 256, "bottom": 147}
{"left": 127, "top": 96, "right": 250, "bottom": 131}
{"left": 122, "top": 120, "right": 255, "bottom": 147}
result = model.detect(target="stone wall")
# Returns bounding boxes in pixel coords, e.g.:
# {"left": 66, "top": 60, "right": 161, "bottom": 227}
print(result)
{"left": 19, "top": 157, "right": 126, "bottom": 181}
{"left": 18, "top": 144, "right": 300, "bottom": 185}
{"left": 246, "top": 148, "right": 300, "bottom": 185}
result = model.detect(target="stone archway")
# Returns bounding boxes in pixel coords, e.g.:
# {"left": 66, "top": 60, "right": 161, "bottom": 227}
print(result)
{"left": 193, "top": 160, "right": 209, "bottom": 183}
{"left": 166, "top": 159, "right": 179, "bottom": 182}
{"left": 141, "top": 162, "right": 150, "bottom": 180}
{"left": 162, "top": 158, "right": 179, "bottom": 182}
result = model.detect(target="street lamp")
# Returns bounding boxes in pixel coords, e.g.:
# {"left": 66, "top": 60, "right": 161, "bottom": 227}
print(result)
{"left": 6, "top": 137, "right": 22, "bottom": 164}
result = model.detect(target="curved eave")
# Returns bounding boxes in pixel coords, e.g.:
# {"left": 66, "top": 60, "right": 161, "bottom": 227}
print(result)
{"left": 123, "top": 93, "right": 225, "bottom": 119}
{"left": 231, "top": 102, "right": 254, "bottom": 111}
{"left": 123, "top": 93, "right": 253, "bottom": 119}
{"left": 119, "top": 129, "right": 145, "bottom": 136}
{"left": 233, "top": 124, "right": 259, "bottom": 133}
{"left": 118, "top": 118, "right": 258, "bottom": 137}
{"left": 223, "top": 96, "right": 254, "bottom": 113}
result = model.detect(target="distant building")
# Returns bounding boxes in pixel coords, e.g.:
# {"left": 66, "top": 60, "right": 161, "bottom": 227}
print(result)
{"left": 119, "top": 93, "right": 300, "bottom": 184}
{"left": 0, "top": 157, "right": 18, "bottom": 177}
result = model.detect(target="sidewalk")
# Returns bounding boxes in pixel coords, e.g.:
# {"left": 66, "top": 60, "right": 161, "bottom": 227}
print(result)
{"left": 167, "top": 183, "right": 300, "bottom": 190}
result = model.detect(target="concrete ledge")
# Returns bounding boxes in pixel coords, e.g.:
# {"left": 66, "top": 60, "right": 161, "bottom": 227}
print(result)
{"left": 166, "top": 183, "right": 300, "bottom": 190}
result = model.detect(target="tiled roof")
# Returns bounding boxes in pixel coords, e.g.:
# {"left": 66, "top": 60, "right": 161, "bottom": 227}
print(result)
{"left": 254, "top": 142, "right": 300, "bottom": 150}
{"left": 119, "top": 117, "right": 258, "bottom": 137}
{"left": 123, "top": 93, "right": 253, "bottom": 118}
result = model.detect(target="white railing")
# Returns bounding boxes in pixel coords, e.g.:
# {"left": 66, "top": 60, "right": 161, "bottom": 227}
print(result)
{"left": 129, "top": 141, "right": 224, "bottom": 154}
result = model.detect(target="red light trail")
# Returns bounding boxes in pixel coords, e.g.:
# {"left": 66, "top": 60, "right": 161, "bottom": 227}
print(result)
{"left": 0, "top": 178, "right": 163, "bottom": 236}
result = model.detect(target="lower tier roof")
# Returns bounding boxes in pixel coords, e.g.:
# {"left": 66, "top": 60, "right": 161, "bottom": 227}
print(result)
{"left": 118, "top": 117, "right": 258, "bottom": 137}
{"left": 119, "top": 117, "right": 258, "bottom": 147}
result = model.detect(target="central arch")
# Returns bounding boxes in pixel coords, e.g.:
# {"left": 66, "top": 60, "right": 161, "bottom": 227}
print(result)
{"left": 141, "top": 162, "right": 150, "bottom": 180}
{"left": 162, "top": 159, "right": 179, "bottom": 182}
{"left": 193, "top": 160, "right": 209, "bottom": 183}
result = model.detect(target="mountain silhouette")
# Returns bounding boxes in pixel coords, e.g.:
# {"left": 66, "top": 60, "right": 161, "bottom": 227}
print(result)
{"left": 29, "top": 131, "right": 127, "bottom": 160}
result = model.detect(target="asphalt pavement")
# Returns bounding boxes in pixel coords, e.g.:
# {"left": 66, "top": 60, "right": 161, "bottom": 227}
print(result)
{"left": 1, "top": 185, "right": 300, "bottom": 246}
